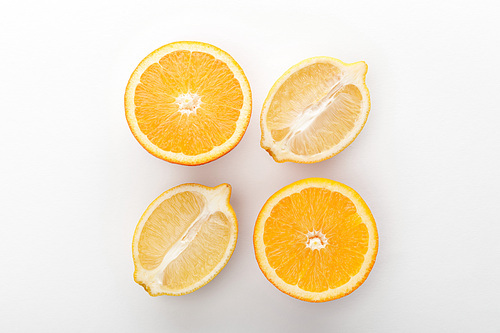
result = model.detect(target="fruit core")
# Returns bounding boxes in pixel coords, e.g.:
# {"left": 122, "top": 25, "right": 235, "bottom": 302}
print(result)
{"left": 305, "top": 230, "right": 328, "bottom": 250}
{"left": 176, "top": 93, "right": 201, "bottom": 115}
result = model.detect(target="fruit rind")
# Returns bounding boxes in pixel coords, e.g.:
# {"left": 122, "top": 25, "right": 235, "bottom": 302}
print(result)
{"left": 253, "top": 178, "right": 378, "bottom": 302}
{"left": 132, "top": 183, "right": 238, "bottom": 296}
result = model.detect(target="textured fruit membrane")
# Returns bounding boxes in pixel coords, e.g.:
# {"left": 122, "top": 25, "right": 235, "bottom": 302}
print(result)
{"left": 138, "top": 191, "right": 231, "bottom": 290}
{"left": 263, "top": 187, "right": 369, "bottom": 292}
{"left": 134, "top": 50, "right": 243, "bottom": 155}
{"left": 266, "top": 62, "right": 363, "bottom": 156}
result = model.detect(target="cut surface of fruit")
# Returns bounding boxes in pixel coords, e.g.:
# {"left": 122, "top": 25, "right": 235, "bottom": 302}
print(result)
{"left": 260, "top": 57, "right": 370, "bottom": 163}
{"left": 254, "top": 178, "right": 378, "bottom": 302}
{"left": 132, "top": 183, "right": 238, "bottom": 296}
{"left": 125, "top": 41, "right": 252, "bottom": 165}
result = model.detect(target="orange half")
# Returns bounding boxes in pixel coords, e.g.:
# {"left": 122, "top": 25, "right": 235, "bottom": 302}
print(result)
{"left": 132, "top": 183, "right": 238, "bottom": 296}
{"left": 260, "top": 57, "right": 370, "bottom": 163}
{"left": 125, "top": 41, "right": 252, "bottom": 165}
{"left": 254, "top": 178, "right": 378, "bottom": 302}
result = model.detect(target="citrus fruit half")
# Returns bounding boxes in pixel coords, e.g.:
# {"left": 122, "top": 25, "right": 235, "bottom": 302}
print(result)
{"left": 261, "top": 57, "right": 370, "bottom": 163}
{"left": 125, "top": 41, "right": 252, "bottom": 165}
{"left": 254, "top": 178, "right": 378, "bottom": 302}
{"left": 132, "top": 183, "right": 238, "bottom": 296}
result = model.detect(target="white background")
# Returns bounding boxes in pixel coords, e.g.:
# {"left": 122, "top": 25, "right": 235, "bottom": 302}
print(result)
{"left": 1, "top": 0, "right": 499, "bottom": 331}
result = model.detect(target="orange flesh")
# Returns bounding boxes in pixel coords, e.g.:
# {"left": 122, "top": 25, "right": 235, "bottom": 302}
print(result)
{"left": 137, "top": 191, "right": 231, "bottom": 290}
{"left": 163, "top": 211, "right": 230, "bottom": 290}
{"left": 266, "top": 62, "right": 362, "bottom": 156}
{"left": 134, "top": 50, "right": 243, "bottom": 156}
{"left": 263, "top": 187, "right": 369, "bottom": 292}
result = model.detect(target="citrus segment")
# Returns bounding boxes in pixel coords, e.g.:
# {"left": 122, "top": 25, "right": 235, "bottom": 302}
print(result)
{"left": 125, "top": 41, "right": 251, "bottom": 165}
{"left": 133, "top": 183, "right": 238, "bottom": 296}
{"left": 162, "top": 212, "right": 231, "bottom": 290}
{"left": 261, "top": 57, "right": 370, "bottom": 163}
{"left": 254, "top": 178, "right": 378, "bottom": 302}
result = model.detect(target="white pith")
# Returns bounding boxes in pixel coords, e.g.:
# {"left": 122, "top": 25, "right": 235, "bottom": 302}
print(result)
{"left": 176, "top": 93, "right": 201, "bottom": 115}
{"left": 133, "top": 184, "right": 238, "bottom": 296}
{"left": 305, "top": 230, "right": 328, "bottom": 250}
